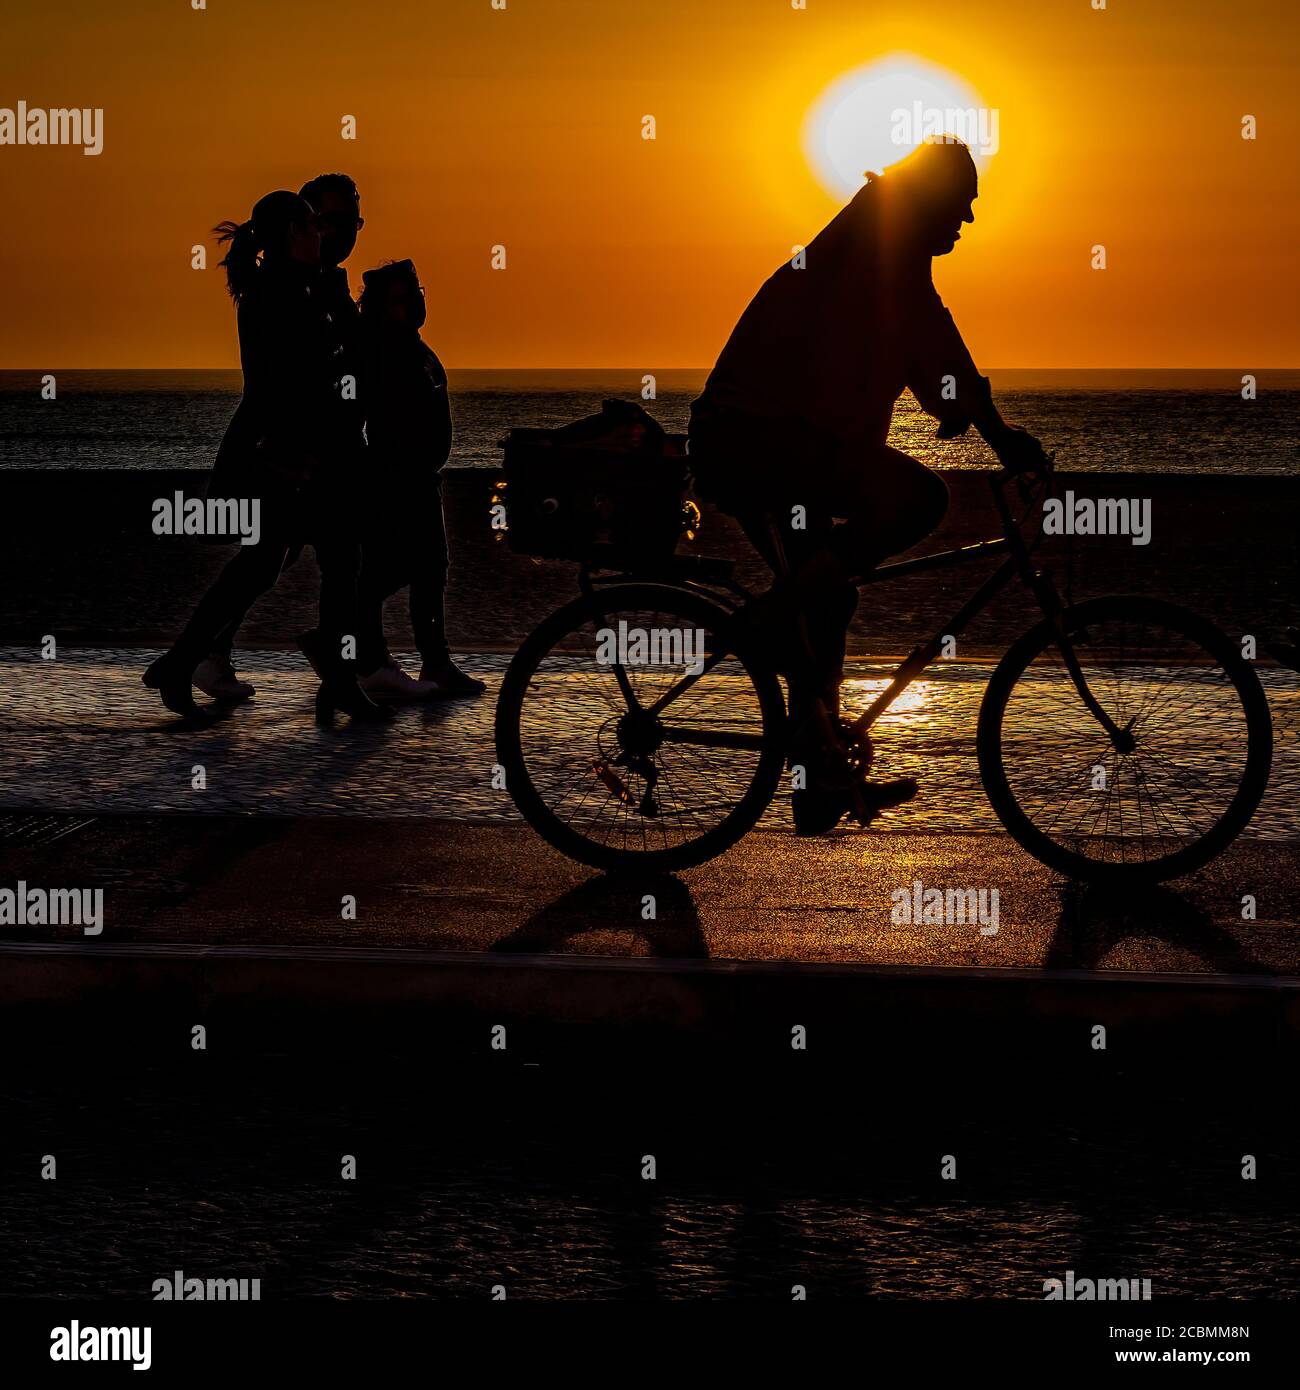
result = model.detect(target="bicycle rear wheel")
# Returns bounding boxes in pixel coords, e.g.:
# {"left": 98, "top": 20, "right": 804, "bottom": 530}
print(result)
{"left": 495, "top": 583, "right": 786, "bottom": 872}
{"left": 977, "top": 596, "right": 1273, "bottom": 882}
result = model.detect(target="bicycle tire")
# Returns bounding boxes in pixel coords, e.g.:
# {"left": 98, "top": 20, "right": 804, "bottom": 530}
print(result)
{"left": 496, "top": 582, "right": 787, "bottom": 872}
{"left": 977, "top": 595, "right": 1273, "bottom": 882}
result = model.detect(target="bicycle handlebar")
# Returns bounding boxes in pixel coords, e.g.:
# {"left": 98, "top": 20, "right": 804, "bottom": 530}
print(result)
{"left": 992, "top": 449, "right": 1055, "bottom": 486}
{"left": 992, "top": 450, "right": 1055, "bottom": 507}
{"left": 988, "top": 451, "right": 1056, "bottom": 553}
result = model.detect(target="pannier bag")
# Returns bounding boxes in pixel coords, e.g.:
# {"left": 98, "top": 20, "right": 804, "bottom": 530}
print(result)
{"left": 499, "top": 399, "right": 691, "bottom": 562}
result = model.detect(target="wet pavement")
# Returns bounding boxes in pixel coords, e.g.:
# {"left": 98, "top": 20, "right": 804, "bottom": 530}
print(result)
{"left": 2, "top": 646, "right": 1297, "bottom": 839}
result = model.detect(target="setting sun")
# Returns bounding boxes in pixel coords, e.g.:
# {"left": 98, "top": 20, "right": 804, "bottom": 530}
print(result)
{"left": 803, "top": 55, "right": 990, "bottom": 199}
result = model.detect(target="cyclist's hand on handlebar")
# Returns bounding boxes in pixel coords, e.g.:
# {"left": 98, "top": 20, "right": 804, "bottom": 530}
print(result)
{"left": 994, "top": 425, "right": 1052, "bottom": 477}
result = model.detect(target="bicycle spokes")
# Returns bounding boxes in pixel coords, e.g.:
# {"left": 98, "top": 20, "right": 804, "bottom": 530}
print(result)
{"left": 988, "top": 605, "right": 1266, "bottom": 872}
{"left": 508, "top": 601, "right": 780, "bottom": 860}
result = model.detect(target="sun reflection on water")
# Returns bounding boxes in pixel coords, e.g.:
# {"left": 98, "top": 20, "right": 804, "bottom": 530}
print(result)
{"left": 841, "top": 675, "right": 936, "bottom": 723}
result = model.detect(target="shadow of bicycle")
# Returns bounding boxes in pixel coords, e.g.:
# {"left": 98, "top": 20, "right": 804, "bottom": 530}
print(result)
{"left": 1047, "top": 878, "right": 1266, "bottom": 974}
{"left": 489, "top": 872, "right": 706, "bottom": 959}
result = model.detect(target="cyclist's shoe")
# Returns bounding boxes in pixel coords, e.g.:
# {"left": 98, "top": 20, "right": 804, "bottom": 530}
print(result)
{"left": 793, "top": 777, "right": 919, "bottom": 836}
{"left": 793, "top": 783, "right": 851, "bottom": 836}
{"left": 848, "top": 777, "right": 919, "bottom": 826}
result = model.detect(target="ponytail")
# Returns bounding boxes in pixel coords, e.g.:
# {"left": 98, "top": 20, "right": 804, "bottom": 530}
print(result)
{"left": 213, "top": 189, "right": 316, "bottom": 305}
{"left": 214, "top": 218, "right": 259, "bottom": 303}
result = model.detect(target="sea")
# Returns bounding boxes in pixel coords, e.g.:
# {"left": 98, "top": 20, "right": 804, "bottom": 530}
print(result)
{"left": 2, "top": 368, "right": 1298, "bottom": 474}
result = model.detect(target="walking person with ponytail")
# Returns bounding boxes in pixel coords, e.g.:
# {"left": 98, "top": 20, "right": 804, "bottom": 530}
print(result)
{"left": 142, "top": 189, "right": 387, "bottom": 724}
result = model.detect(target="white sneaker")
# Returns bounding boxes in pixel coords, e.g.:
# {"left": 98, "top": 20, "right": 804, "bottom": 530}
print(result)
{"left": 358, "top": 660, "right": 441, "bottom": 702}
{"left": 192, "top": 654, "right": 255, "bottom": 701}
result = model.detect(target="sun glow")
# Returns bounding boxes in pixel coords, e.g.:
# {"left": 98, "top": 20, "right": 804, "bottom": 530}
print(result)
{"left": 804, "top": 55, "right": 990, "bottom": 200}
{"left": 842, "top": 676, "right": 933, "bottom": 723}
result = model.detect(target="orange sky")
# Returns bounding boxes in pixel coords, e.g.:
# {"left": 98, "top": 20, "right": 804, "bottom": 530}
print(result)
{"left": 2, "top": 0, "right": 1297, "bottom": 368}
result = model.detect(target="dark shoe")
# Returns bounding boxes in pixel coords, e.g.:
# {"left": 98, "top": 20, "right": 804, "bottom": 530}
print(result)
{"left": 314, "top": 678, "right": 394, "bottom": 726}
{"left": 792, "top": 777, "right": 918, "bottom": 836}
{"left": 309, "top": 628, "right": 394, "bottom": 724}
{"left": 418, "top": 656, "right": 486, "bottom": 697}
{"left": 792, "top": 784, "right": 852, "bottom": 836}
{"left": 848, "top": 777, "right": 919, "bottom": 824}
{"left": 193, "top": 653, "right": 255, "bottom": 701}
{"left": 789, "top": 709, "right": 851, "bottom": 835}
{"left": 143, "top": 654, "right": 206, "bottom": 719}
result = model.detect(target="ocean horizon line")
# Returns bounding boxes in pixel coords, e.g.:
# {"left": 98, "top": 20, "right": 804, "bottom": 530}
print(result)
{"left": 4, "top": 366, "right": 1297, "bottom": 474}
{"left": 3, "top": 365, "right": 1299, "bottom": 374}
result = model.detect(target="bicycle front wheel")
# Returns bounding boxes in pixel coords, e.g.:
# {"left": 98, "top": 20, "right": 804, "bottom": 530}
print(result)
{"left": 495, "top": 583, "right": 787, "bottom": 872}
{"left": 977, "top": 596, "right": 1273, "bottom": 882}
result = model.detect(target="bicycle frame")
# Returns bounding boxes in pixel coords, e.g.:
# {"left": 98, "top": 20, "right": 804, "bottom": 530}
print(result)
{"left": 580, "top": 466, "right": 1133, "bottom": 754}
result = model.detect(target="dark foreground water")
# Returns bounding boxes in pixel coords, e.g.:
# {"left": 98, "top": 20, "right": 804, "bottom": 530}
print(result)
{"left": 2, "top": 1060, "right": 1295, "bottom": 1300}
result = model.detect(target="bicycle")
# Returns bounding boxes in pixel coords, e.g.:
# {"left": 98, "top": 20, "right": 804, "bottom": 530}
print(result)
{"left": 495, "top": 457, "right": 1273, "bottom": 882}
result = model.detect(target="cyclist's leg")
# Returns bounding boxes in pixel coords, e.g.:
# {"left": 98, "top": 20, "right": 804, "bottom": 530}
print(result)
{"left": 731, "top": 442, "right": 946, "bottom": 697}
{"left": 689, "top": 416, "right": 929, "bottom": 829}
{"left": 826, "top": 444, "right": 949, "bottom": 579}
{"left": 788, "top": 444, "right": 947, "bottom": 726}
{"left": 689, "top": 405, "right": 863, "bottom": 732}
{"left": 722, "top": 498, "right": 857, "bottom": 831}
{"left": 780, "top": 444, "right": 944, "bottom": 822}
{"left": 763, "top": 442, "right": 947, "bottom": 715}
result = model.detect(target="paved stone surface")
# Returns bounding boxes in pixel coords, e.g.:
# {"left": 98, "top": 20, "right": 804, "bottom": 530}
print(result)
{"left": 3, "top": 647, "right": 1298, "bottom": 839}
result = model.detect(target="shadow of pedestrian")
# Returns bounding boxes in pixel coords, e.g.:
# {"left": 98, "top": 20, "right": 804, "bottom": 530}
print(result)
{"left": 490, "top": 873, "right": 706, "bottom": 959}
{"left": 145, "top": 700, "right": 245, "bottom": 734}
{"left": 1046, "top": 880, "right": 1264, "bottom": 974}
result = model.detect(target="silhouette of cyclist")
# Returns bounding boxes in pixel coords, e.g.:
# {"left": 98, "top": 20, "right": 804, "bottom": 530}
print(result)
{"left": 689, "top": 136, "right": 1049, "bottom": 835}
